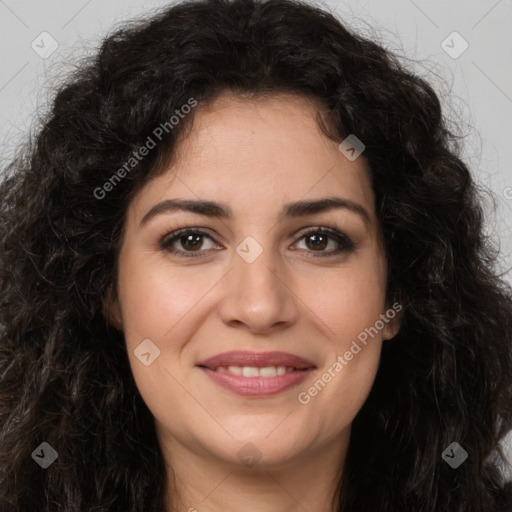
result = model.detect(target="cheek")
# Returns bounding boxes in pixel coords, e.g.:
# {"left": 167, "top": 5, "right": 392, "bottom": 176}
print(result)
{"left": 116, "top": 251, "right": 223, "bottom": 414}
{"left": 117, "top": 258, "right": 200, "bottom": 427}
{"left": 303, "top": 255, "right": 387, "bottom": 343}
{"left": 297, "top": 316, "right": 382, "bottom": 436}
{"left": 117, "top": 252, "right": 215, "bottom": 345}
{"left": 295, "top": 256, "right": 386, "bottom": 424}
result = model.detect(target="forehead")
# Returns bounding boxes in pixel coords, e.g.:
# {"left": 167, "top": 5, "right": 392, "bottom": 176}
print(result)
{"left": 129, "top": 92, "right": 376, "bottom": 225}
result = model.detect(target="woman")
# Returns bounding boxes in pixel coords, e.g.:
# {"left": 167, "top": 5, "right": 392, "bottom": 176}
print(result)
{"left": 1, "top": 0, "right": 511, "bottom": 510}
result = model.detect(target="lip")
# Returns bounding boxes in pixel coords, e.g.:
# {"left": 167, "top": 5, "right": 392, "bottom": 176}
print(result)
{"left": 196, "top": 350, "right": 316, "bottom": 397}
{"left": 196, "top": 350, "right": 316, "bottom": 370}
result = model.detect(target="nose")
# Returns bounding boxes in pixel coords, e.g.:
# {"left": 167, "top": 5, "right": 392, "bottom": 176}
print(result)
{"left": 216, "top": 239, "right": 301, "bottom": 335}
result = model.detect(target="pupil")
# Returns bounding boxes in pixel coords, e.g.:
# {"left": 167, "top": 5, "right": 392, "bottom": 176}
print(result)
{"left": 307, "top": 233, "right": 327, "bottom": 251}
{"left": 182, "top": 234, "right": 202, "bottom": 250}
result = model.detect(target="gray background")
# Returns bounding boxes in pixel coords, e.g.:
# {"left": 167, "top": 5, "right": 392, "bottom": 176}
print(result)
{"left": 1, "top": 0, "right": 511, "bottom": 476}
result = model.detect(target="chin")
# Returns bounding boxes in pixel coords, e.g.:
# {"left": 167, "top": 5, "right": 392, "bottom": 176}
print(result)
{"left": 201, "top": 429, "right": 312, "bottom": 469}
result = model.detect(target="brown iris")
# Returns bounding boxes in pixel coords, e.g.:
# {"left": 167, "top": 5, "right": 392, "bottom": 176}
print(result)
{"left": 305, "top": 233, "right": 328, "bottom": 251}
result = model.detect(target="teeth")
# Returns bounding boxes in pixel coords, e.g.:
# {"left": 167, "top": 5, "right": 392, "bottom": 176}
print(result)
{"left": 227, "top": 365, "right": 243, "bottom": 375}
{"left": 214, "top": 365, "right": 294, "bottom": 377}
{"left": 242, "top": 366, "right": 259, "bottom": 377}
{"left": 259, "top": 366, "right": 277, "bottom": 377}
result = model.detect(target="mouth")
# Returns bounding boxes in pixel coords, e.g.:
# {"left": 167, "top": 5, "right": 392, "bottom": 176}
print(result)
{"left": 196, "top": 351, "right": 316, "bottom": 396}
{"left": 201, "top": 365, "right": 301, "bottom": 377}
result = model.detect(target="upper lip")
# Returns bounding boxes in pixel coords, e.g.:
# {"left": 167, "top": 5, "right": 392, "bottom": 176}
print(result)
{"left": 196, "top": 351, "right": 316, "bottom": 370}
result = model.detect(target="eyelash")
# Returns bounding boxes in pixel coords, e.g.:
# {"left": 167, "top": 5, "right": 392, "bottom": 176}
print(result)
{"left": 159, "top": 226, "right": 357, "bottom": 258}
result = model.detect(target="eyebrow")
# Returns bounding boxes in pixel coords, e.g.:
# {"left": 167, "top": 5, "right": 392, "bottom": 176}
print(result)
{"left": 139, "top": 196, "right": 371, "bottom": 227}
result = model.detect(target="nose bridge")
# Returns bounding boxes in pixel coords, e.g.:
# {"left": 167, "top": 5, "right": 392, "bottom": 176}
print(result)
{"left": 234, "top": 233, "right": 282, "bottom": 300}
{"left": 217, "top": 233, "right": 299, "bottom": 332}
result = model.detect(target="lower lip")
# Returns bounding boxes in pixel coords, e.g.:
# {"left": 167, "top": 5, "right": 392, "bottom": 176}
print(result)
{"left": 199, "top": 367, "right": 315, "bottom": 396}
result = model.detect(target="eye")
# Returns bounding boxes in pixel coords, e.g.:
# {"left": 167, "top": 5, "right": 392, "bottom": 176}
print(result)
{"left": 159, "top": 227, "right": 357, "bottom": 258}
{"left": 160, "top": 228, "right": 220, "bottom": 258}
{"left": 292, "top": 227, "right": 356, "bottom": 257}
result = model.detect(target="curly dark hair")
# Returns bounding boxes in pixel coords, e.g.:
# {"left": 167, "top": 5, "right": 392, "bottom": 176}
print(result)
{"left": 1, "top": 0, "right": 512, "bottom": 510}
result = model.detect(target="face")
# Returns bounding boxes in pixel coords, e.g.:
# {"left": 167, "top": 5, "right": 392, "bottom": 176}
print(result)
{"left": 106, "top": 92, "right": 399, "bottom": 472}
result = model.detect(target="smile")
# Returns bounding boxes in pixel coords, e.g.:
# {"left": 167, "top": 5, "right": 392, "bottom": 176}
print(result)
{"left": 211, "top": 365, "right": 295, "bottom": 377}
{"left": 196, "top": 351, "right": 316, "bottom": 396}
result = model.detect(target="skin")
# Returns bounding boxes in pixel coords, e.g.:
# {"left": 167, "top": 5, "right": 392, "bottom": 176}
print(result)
{"left": 105, "top": 91, "right": 400, "bottom": 512}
